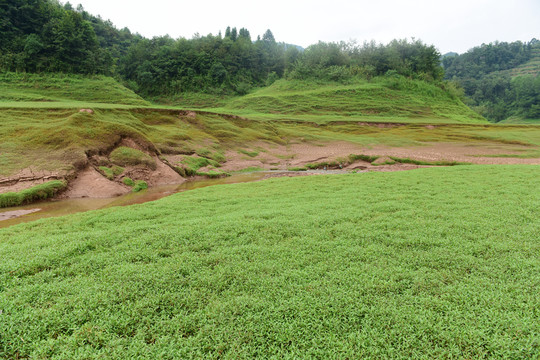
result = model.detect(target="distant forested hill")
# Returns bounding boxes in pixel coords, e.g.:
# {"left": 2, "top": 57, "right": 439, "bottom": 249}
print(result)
{"left": 0, "top": 0, "right": 468, "bottom": 103}
{"left": 442, "top": 39, "right": 540, "bottom": 122}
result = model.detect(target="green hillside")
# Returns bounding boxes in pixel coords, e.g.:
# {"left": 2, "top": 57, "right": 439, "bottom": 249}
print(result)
{"left": 0, "top": 72, "right": 149, "bottom": 106}
{"left": 442, "top": 40, "right": 539, "bottom": 123}
{"left": 211, "top": 77, "right": 486, "bottom": 124}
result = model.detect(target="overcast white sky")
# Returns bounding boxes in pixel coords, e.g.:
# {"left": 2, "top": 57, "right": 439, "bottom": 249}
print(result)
{"left": 75, "top": 0, "right": 539, "bottom": 54}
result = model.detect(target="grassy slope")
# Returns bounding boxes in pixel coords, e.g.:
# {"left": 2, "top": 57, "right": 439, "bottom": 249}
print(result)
{"left": 0, "top": 107, "right": 290, "bottom": 177}
{"left": 0, "top": 166, "right": 538, "bottom": 358}
{"left": 0, "top": 72, "right": 149, "bottom": 106}
{"left": 206, "top": 77, "right": 487, "bottom": 124}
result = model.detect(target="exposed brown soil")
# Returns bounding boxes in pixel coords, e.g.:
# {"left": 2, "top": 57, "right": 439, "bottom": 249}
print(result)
{"left": 122, "top": 156, "right": 185, "bottom": 187}
{"left": 61, "top": 167, "right": 129, "bottom": 198}
{"left": 371, "top": 156, "right": 395, "bottom": 165}
{"left": 62, "top": 155, "right": 184, "bottom": 199}
{"left": 214, "top": 141, "right": 539, "bottom": 174}
{"left": 215, "top": 141, "right": 367, "bottom": 172}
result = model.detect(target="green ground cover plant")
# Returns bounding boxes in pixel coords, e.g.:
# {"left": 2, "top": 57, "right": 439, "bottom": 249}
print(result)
{"left": 387, "top": 157, "right": 470, "bottom": 166}
{"left": 180, "top": 156, "right": 220, "bottom": 172}
{"left": 98, "top": 166, "right": 124, "bottom": 180}
{"left": 238, "top": 149, "right": 259, "bottom": 157}
{"left": 231, "top": 166, "right": 265, "bottom": 173}
{"left": 122, "top": 177, "right": 135, "bottom": 186}
{"left": 0, "top": 166, "right": 538, "bottom": 358}
{"left": 195, "top": 170, "right": 230, "bottom": 178}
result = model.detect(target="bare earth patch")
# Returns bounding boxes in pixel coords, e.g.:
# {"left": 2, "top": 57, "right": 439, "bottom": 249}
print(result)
{"left": 122, "top": 156, "right": 185, "bottom": 187}
{"left": 61, "top": 167, "right": 129, "bottom": 198}
{"left": 361, "top": 143, "right": 540, "bottom": 165}
{"left": 218, "top": 141, "right": 539, "bottom": 173}
{"left": 220, "top": 141, "right": 366, "bottom": 172}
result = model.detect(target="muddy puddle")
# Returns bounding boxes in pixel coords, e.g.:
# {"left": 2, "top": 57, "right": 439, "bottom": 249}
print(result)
{"left": 0, "top": 170, "right": 347, "bottom": 228}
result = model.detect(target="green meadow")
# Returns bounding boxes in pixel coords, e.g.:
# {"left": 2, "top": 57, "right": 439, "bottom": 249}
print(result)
{"left": 0, "top": 166, "right": 538, "bottom": 358}
{"left": 0, "top": 73, "right": 538, "bottom": 358}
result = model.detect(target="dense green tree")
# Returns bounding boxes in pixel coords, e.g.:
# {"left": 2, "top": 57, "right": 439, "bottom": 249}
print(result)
{"left": 230, "top": 27, "right": 237, "bottom": 41}
{"left": 262, "top": 29, "right": 275, "bottom": 43}
{"left": 238, "top": 28, "right": 251, "bottom": 41}
{"left": 0, "top": 0, "right": 128, "bottom": 74}
{"left": 286, "top": 39, "right": 443, "bottom": 82}
{"left": 444, "top": 41, "right": 532, "bottom": 80}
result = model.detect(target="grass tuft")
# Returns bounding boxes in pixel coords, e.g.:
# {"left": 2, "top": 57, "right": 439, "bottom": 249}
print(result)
{"left": 349, "top": 154, "right": 380, "bottom": 163}
{"left": 122, "top": 177, "right": 135, "bottom": 186}
{"left": 132, "top": 180, "right": 148, "bottom": 192}
{"left": 238, "top": 149, "right": 259, "bottom": 157}
{"left": 389, "top": 157, "right": 471, "bottom": 166}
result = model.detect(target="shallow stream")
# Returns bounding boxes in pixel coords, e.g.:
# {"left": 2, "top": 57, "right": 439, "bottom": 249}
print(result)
{"left": 0, "top": 170, "right": 348, "bottom": 228}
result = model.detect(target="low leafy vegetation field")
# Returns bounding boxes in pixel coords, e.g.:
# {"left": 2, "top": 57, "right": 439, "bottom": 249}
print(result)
{"left": 0, "top": 166, "right": 538, "bottom": 358}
